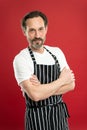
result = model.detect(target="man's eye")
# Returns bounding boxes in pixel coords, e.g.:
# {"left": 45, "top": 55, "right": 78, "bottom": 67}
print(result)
{"left": 29, "top": 29, "right": 35, "bottom": 32}
{"left": 39, "top": 28, "right": 44, "bottom": 31}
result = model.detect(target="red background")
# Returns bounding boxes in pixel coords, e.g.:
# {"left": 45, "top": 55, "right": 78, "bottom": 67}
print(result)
{"left": 0, "top": 0, "right": 87, "bottom": 130}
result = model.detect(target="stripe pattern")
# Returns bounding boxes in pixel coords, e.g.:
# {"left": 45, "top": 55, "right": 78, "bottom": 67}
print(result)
{"left": 25, "top": 47, "right": 69, "bottom": 130}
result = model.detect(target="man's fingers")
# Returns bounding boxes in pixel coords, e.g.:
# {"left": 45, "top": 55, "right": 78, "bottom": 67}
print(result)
{"left": 30, "top": 75, "right": 40, "bottom": 84}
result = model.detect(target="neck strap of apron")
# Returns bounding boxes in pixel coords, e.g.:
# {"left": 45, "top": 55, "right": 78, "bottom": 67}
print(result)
{"left": 28, "top": 46, "right": 59, "bottom": 65}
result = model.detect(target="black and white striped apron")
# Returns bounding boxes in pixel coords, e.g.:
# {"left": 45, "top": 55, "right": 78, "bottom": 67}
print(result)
{"left": 24, "top": 47, "right": 70, "bottom": 130}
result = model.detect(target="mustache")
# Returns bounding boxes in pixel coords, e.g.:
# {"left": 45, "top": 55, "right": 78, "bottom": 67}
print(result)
{"left": 32, "top": 38, "right": 43, "bottom": 42}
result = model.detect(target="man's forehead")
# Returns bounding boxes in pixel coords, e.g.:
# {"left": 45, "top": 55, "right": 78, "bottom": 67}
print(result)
{"left": 26, "top": 17, "right": 44, "bottom": 27}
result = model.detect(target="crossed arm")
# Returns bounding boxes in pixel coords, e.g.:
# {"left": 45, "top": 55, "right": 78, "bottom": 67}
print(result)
{"left": 20, "top": 67, "right": 75, "bottom": 101}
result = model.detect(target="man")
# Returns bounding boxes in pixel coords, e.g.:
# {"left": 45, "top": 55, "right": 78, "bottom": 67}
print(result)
{"left": 13, "top": 11, "right": 75, "bottom": 130}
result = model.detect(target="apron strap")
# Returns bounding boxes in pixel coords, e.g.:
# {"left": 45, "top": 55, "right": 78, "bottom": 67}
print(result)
{"left": 28, "top": 47, "right": 36, "bottom": 64}
{"left": 44, "top": 47, "right": 59, "bottom": 64}
{"left": 28, "top": 46, "right": 60, "bottom": 70}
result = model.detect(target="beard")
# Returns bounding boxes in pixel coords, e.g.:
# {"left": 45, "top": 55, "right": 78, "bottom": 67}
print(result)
{"left": 29, "top": 37, "right": 45, "bottom": 50}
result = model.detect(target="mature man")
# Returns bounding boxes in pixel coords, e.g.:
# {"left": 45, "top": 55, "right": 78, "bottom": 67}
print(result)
{"left": 13, "top": 11, "right": 75, "bottom": 130}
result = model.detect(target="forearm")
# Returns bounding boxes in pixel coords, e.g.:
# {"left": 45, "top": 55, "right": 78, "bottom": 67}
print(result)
{"left": 54, "top": 81, "right": 75, "bottom": 95}
{"left": 20, "top": 67, "right": 75, "bottom": 101}
{"left": 34, "top": 78, "right": 64, "bottom": 100}
{"left": 20, "top": 78, "right": 63, "bottom": 101}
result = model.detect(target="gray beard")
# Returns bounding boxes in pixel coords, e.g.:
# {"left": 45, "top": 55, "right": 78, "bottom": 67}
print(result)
{"left": 30, "top": 38, "right": 44, "bottom": 49}
{"left": 32, "top": 42, "right": 43, "bottom": 49}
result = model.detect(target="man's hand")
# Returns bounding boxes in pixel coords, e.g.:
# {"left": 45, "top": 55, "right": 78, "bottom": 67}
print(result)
{"left": 30, "top": 75, "right": 40, "bottom": 86}
{"left": 59, "top": 67, "right": 75, "bottom": 86}
{"left": 20, "top": 68, "right": 75, "bottom": 101}
{"left": 30, "top": 67, "right": 75, "bottom": 88}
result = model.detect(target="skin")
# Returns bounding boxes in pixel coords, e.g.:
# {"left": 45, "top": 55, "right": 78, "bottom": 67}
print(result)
{"left": 20, "top": 16, "right": 75, "bottom": 101}
{"left": 24, "top": 16, "right": 48, "bottom": 53}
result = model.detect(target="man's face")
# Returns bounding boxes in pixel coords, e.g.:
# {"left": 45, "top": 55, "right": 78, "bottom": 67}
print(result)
{"left": 24, "top": 16, "right": 48, "bottom": 50}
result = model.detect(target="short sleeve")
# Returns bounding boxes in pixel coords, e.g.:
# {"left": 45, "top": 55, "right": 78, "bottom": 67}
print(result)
{"left": 55, "top": 48, "right": 70, "bottom": 71}
{"left": 13, "top": 54, "right": 33, "bottom": 85}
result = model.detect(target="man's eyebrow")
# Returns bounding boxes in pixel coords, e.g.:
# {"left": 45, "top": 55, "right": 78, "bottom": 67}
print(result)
{"left": 29, "top": 28, "right": 35, "bottom": 30}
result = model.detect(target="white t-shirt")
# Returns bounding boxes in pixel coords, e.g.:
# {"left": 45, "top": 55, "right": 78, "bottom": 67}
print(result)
{"left": 13, "top": 45, "right": 69, "bottom": 85}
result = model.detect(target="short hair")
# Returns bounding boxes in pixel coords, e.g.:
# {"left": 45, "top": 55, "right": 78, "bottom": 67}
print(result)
{"left": 21, "top": 10, "right": 48, "bottom": 30}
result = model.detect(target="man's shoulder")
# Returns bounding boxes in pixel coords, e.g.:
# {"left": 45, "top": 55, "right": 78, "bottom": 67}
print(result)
{"left": 44, "top": 45, "right": 62, "bottom": 53}
{"left": 13, "top": 48, "right": 29, "bottom": 62}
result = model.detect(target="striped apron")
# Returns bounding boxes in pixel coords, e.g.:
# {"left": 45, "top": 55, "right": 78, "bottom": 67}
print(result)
{"left": 24, "top": 47, "right": 69, "bottom": 130}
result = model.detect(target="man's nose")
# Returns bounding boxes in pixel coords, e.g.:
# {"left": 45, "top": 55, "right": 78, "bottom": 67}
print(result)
{"left": 35, "top": 30, "right": 40, "bottom": 38}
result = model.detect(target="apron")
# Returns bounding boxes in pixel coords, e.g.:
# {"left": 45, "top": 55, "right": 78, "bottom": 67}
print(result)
{"left": 24, "top": 47, "right": 70, "bottom": 130}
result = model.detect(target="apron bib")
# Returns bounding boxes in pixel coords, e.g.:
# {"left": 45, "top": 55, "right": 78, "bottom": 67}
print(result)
{"left": 25, "top": 47, "right": 69, "bottom": 130}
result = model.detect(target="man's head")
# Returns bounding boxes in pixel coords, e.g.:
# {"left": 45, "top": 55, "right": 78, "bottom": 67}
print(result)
{"left": 21, "top": 11, "right": 48, "bottom": 50}
{"left": 21, "top": 11, "right": 48, "bottom": 30}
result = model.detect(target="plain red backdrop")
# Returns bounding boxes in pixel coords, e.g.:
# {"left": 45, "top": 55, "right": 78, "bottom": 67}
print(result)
{"left": 0, "top": 0, "right": 87, "bottom": 130}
